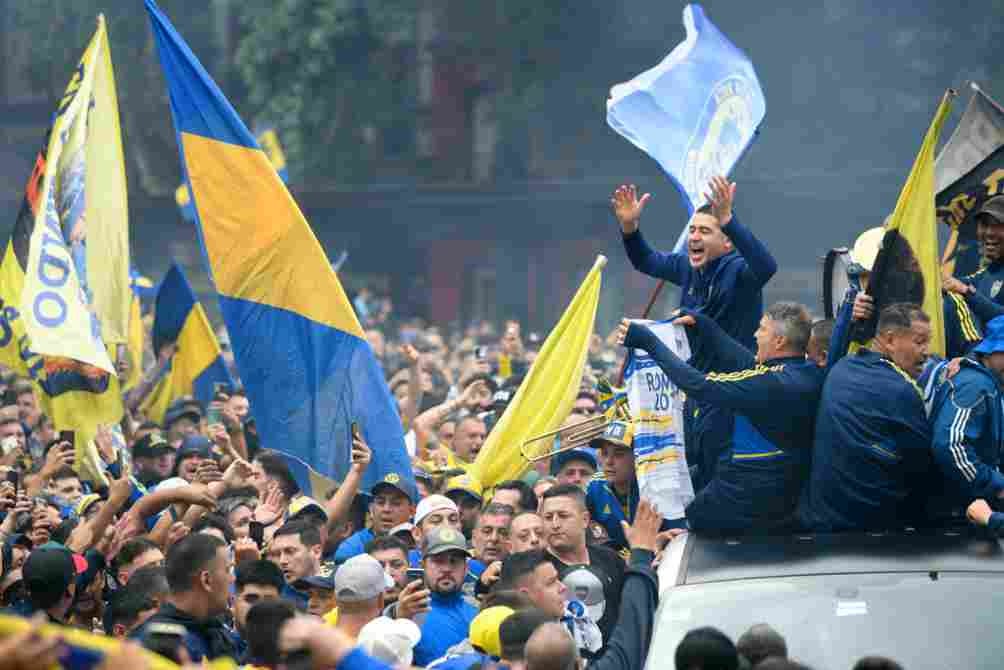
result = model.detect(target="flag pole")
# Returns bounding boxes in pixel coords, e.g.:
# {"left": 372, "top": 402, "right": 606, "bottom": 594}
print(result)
{"left": 615, "top": 279, "right": 666, "bottom": 384}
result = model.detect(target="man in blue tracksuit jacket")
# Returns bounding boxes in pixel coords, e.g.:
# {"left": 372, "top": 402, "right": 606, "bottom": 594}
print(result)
{"left": 621, "top": 303, "right": 823, "bottom": 532}
{"left": 612, "top": 178, "right": 777, "bottom": 492}
{"left": 948, "top": 195, "right": 1004, "bottom": 324}
{"left": 927, "top": 316, "right": 1004, "bottom": 512}
{"left": 799, "top": 303, "right": 934, "bottom": 532}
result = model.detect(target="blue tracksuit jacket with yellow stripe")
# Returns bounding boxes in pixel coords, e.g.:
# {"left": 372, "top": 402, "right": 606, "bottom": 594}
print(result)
{"left": 798, "top": 349, "right": 933, "bottom": 531}
{"left": 961, "top": 260, "right": 1004, "bottom": 323}
{"left": 625, "top": 317, "right": 824, "bottom": 532}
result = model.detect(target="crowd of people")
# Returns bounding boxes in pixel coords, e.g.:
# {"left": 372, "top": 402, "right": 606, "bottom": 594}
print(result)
{"left": 0, "top": 177, "right": 1002, "bottom": 670}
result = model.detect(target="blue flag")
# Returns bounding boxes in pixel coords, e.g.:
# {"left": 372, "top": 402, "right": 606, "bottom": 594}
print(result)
{"left": 607, "top": 4, "right": 766, "bottom": 252}
{"left": 145, "top": 0, "right": 415, "bottom": 497}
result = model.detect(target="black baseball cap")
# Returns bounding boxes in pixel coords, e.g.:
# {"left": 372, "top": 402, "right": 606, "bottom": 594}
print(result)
{"left": 23, "top": 542, "right": 87, "bottom": 608}
{"left": 132, "top": 433, "right": 172, "bottom": 460}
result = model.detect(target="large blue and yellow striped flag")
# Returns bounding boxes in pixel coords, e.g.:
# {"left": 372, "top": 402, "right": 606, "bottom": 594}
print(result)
{"left": 145, "top": 0, "right": 414, "bottom": 492}
{"left": 141, "top": 263, "right": 233, "bottom": 423}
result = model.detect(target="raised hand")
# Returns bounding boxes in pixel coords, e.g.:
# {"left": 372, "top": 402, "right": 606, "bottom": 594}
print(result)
{"left": 705, "top": 175, "right": 736, "bottom": 225}
{"left": 622, "top": 498, "right": 662, "bottom": 553}
{"left": 350, "top": 436, "right": 372, "bottom": 476}
{"left": 254, "top": 483, "right": 285, "bottom": 525}
{"left": 611, "top": 184, "right": 651, "bottom": 234}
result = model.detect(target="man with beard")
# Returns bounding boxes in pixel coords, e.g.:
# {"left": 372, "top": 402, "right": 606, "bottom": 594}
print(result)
{"left": 402, "top": 528, "right": 477, "bottom": 666}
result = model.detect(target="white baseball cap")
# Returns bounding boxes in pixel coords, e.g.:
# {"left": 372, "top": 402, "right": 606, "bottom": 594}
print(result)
{"left": 357, "top": 616, "right": 422, "bottom": 667}
{"left": 414, "top": 494, "right": 458, "bottom": 525}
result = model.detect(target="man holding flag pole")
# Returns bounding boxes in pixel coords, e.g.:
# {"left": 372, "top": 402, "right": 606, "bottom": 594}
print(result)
{"left": 606, "top": 4, "right": 776, "bottom": 492}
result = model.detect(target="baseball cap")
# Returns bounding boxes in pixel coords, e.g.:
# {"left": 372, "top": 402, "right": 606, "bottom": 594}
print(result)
{"left": 974, "top": 315, "right": 1004, "bottom": 355}
{"left": 550, "top": 448, "right": 598, "bottom": 476}
{"left": 23, "top": 542, "right": 87, "bottom": 608}
{"left": 357, "top": 617, "right": 421, "bottom": 667}
{"left": 75, "top": 493, "right": 102, "bottom": 518}
{"left": 388, "top": 522, "right": 415, "bottom": 540}
{"left": 164, "top": 399, "right": 201, "bottom": 428}
{"left": 444, "top": 473, "right": 483, "bottom": 503}
{"left": 371, "top": 472, "right": 418, "bottom": 503}
{"left": 423, "top": 527, "right": 471, "bottom": 558}
{"left": 977, "top": 194, "right": 1004, "bottom": 225}
{"left": 470, "top": 606, "right": 514, "bottom": 657}
{"left": 132, "top": 433, "right": 172, "bottom": 460}
{"left": 177, "top": 435, "right": 213, "bottom": 461}
{"left": 294, "top": 573, "right": 335, "bottom": 592}
{"left": 562, "top": 566, "right": 606, "bottom": 622}
{"left": 591, "top": 420, "right": 635, "bottom": 451}
{"left": 414, "top": 494, "right": 458, "bottom": 526}
{"left": 288, "top": 495, "right": 328, "bottom": 522}
{"left": 334, "top": 554, "right": 394, "bottom": 603}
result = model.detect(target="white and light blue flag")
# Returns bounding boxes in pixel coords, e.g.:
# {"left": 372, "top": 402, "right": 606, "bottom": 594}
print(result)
{"left": 607, "top": 4, "right": 766, "bottom": 252}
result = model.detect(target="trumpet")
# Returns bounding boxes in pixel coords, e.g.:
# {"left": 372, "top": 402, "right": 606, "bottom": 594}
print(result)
{"left": 520, "top": 414, "right": 609, "bottom": 464}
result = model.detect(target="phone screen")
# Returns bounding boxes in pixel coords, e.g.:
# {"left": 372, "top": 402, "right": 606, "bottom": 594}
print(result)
{"left": 206, "top": 406, "right": 223, "bottom": 425}
{"left": 406, "top": 568, "right": 425, "bottom": 583}
{"left": 59, "top": 430, "right": 75, "bottom": 448}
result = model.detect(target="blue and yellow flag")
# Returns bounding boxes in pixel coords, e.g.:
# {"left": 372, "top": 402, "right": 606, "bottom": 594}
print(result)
{"left": 141, "top": 263, "right": 233, "bottom": 423}
{"left": 145, "top": 0, "right": 414, "bottom": 493}
{"left": 0, "top": 613, "right": 235, "bottom": 670}
{"left": 175, "top": 126, "right": 289, "bottom": 222}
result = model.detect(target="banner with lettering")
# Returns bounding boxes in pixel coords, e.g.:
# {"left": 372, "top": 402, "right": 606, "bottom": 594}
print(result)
{"left": 623, "top": 320, "right": 694, "bottom": 520}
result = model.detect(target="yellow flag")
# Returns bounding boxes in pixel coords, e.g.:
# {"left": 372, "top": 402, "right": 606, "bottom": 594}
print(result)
{"left": 123, "top": 293, "right": 144, "bottom": 391}
{"left": 468, "top": 256, "right": 605, "bottom": 489}
{"left": 0, "top": 18, "right": 126, "bottom": 485}
{"left": 875, "top": 91, "right": 954, "bottom": 357}
{"left": 85, "top": 14, "right": 131, "bottom": 346}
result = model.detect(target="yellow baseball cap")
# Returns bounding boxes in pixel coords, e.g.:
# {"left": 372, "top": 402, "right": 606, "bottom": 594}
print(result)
{"left": 469, "top": 606, "right": 514, "bottom": 657}
{"left": 444, "top": 473, "right": 484, "bottom": 501}
{"left": 75, "top": 493, "right": 102, "bottom": 518}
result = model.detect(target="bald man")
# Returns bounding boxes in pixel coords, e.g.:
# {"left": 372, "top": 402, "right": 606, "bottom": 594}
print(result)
{"left": 526, "top": 623, "right": 579, "bottom": 670}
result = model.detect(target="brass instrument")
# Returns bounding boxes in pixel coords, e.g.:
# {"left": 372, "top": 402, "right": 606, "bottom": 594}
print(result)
{"left": 520, "top": 414, "right": 608, "bottom": 464}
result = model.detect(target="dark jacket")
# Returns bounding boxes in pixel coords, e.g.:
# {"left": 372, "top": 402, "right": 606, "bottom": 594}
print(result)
{"left": 626, "top": 318, "right": 823, "bottom": 531}
{"left": 927, "top": 358, "right": 1004, "bottom": 504}
{"left": 621, "top": 215, "right": 777, "bottom": 351}
{"left": 623, "top": 217, "right": 775, "bottom": 490}
{"left": 798, "top": 350, "right": 933, "bottom": 531}
{"left": 962, "top": 261, "right": 1004, "bottom": 323}
{"left": 134, "top": 603, "right": 240, "bottom": 661}
{"left": 586, "top": 549, "right": 659, "bottom": 670}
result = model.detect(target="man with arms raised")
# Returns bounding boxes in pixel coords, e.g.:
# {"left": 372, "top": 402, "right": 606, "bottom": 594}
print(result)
{"left": 335, "top": 473, "right": 417, "bottom": 563}
{"left": 613, "top": 176, "right": 777, "bottom": 490}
